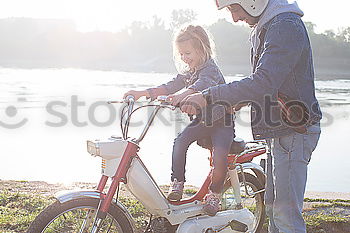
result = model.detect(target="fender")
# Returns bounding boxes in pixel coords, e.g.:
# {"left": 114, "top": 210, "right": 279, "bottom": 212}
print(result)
{"left": 55, "top": 189, "right": 136, "bottom": 229}
{"left": 239, "top": 162, "right": 266, "bottom": 187}
{"left": 55, "top": 189, "right": 103, "bottom": 203}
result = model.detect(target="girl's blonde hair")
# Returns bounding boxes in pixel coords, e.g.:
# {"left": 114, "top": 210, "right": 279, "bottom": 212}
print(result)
{"left": 173, "top": 24, "right": 216, "bottom": 74}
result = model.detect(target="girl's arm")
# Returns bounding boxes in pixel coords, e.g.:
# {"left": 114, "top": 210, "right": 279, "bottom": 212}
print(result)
{"left": 123, "top": 74, "right": 187, "bottom": 101}
{"left": 146, "top": 74, "right": 188, "bottom": 100}
{"left": 123, "top": 87, "right": 168, "bottom": 101}
{"left": 123, "top": 90, "right": 150, "bottom": 100}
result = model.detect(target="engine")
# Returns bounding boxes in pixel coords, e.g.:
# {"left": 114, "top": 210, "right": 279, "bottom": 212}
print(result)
{"left": 176, "top": 209, "right": 255, "bottom": 233}
{"left": 147, "top": 217, "right": 177, "bottom": 233}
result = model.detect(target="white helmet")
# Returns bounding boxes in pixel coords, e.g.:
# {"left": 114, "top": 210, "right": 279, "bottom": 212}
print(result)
{"left": 215, "top": 0, "right": 269, "bottom": 17}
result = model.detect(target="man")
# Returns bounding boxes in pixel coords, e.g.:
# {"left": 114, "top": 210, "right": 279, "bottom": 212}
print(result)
{"left": 180, "top": 0, "right": 322, "bottom": 232}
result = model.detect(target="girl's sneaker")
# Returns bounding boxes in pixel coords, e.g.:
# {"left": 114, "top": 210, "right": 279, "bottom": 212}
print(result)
{"left": 203, "top": 191, "right": 221, "bottom": 216}
{"left": 167, "top": 179, "right": 184, "bottom": 201}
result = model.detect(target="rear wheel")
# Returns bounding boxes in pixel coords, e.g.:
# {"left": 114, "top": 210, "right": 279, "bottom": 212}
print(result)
{"left": 27, "top": 197, "right": 134, "bottom": 233}
{"left": 221, "top": 172, "right": 265, "bottom": 233}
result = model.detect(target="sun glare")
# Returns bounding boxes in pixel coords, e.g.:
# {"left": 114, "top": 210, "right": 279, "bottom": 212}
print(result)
{"left": 1, "top": 0, "right": 350, "bottom": 33}
{"left": 62, "top": 0, "right": 132, "bottom": 32}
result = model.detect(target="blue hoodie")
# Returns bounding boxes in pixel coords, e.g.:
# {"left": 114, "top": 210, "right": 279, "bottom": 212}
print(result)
{"left": 208, "top": 0, "right": 322, "bottom": 139}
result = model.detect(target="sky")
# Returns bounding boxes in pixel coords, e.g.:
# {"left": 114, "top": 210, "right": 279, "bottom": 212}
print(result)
{"left": 1, "top": 0, "right": 350, "bottom": 33}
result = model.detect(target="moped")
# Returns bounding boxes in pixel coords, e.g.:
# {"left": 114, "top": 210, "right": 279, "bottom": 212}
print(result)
{"left": 28, "top": 96, "right": 267, "bottom": 233}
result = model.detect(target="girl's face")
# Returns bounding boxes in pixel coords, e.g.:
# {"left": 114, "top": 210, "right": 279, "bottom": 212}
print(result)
{"left": 176, "top": 39, "right": 203, "bottom": 71}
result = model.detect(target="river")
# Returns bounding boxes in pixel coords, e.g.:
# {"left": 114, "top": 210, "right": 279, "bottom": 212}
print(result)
{"left": 0, "top": 68, "right": 349, "bottom": 192}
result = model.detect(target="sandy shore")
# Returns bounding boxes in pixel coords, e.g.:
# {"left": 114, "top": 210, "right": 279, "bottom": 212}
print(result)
{"left": 305, "top": 191, "right": 350, "bottom": 200}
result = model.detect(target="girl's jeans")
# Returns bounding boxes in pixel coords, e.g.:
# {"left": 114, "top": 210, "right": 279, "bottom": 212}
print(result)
{"left": 171, "top": 118, "right": 234, "bottom": 193}
{"left": 265, "top": 123, "right": 321, "bottom": 233}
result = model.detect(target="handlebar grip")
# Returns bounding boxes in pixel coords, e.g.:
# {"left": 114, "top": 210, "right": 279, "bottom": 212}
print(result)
{"left": 156, "top": 95, "right": 168, "bottom": 102}
{"left": 156, "top": 95, "right": 181, "bottom": 108}
{"left": 156, "top": 95, "right": 176, "bottom": 107}
{"left": 125, "top": 95, "right": 135, "bottom": 103}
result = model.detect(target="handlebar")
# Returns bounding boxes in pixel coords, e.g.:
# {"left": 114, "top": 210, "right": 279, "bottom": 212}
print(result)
{"left": 108, "top": 95, "right": 173, "bottom": 106}
{"left": 108, "top": 95, "right": 135, "bottom": 104}
{"left": 107, "top": 96, "right": 266, "bottom": 149}
{"left": 107, "top": 95, "right": 177, "bottom": 143}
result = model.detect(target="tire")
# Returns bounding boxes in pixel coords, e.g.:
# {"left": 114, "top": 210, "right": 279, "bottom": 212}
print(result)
{"left": 222, "top": 172, "right": 265, "bottom": 233}
{"left": 27, "top": 197, "right": 134, "bottom": 233}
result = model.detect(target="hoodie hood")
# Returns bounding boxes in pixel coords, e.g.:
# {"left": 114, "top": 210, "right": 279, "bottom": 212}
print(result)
{"left": 250, "top": 0, "right": 304, "bottom": 56}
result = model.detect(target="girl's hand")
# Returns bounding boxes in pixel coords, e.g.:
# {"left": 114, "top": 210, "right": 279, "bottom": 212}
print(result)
{"left": 123, "top": 90, "right": 147, "bottom": 101}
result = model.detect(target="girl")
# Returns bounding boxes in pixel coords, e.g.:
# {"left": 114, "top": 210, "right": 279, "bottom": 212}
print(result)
{"left": 123, "top": 25, "right": 235, "bottom": 216}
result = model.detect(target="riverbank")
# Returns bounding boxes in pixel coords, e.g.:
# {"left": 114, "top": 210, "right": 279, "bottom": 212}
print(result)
{"left": 1, "top": 180, "right": 349, "bottom": 232}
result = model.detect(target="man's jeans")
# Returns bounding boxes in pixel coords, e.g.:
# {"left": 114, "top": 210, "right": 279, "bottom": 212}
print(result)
{"left": 266, "top": 124, "right": 321, "bottom": 233}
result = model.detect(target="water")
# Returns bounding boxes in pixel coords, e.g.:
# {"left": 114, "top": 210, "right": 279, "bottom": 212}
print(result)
{"left": 0, "top": 68, "right": 349, "bottom": 192}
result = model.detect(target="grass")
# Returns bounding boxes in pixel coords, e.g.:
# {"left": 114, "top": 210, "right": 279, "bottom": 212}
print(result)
{"left": 305, "top": 213, "right": 348, "bottom": 226}
{"left": 303, "top": 198, "right": 350, "bottom": 232}
{"left": 305, "top": 213, "right": 349, "bottom": 232}
{"left": 1, "top": 185, "right": 350, "bottom": 232}
{"left": 0, "top": 188, "right": 150, "bottom": 232}
{"left": 183, "top": 188, "right": 197, "bottom": 195}
{"left": 0, "top": 190, "right": 54, "bottom": 232}
{"left": 311, "top": 202, "right": 350, "bottom": 208}
{"left": 118, "top": 196, "right": 149, "bottom": 229}
{"left": 304, "top": 197, "right": 350, "bottom": 203}
{"left": 262, "top": 210, "right": 350, "bottom": 233}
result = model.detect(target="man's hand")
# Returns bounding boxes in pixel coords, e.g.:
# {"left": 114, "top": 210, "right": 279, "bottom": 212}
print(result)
{"left": 166, "top": 89, "right": 196, "bottom": 107}
{"left": 180, "top": 92, "right": 207, "bottom": 115}
{"left": 166, "top": 93, "right": 184, "bottom": 106}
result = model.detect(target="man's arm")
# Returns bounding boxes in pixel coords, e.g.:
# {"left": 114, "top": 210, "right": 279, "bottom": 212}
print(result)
{"left": 209, "top": 19, "right": 305, "bottom": 106}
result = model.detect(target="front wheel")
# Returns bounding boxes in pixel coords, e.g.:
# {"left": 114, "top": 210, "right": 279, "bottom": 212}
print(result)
{"left": 222, "top": 172, "right": 265, "bottom": 233}
{"left": 27, "top": 197, "right": 134, "bottom": 233}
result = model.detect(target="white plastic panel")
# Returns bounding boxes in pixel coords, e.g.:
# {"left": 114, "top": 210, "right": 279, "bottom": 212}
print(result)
{"left": 87, "top": 137, "right": 128, "bottom": 160}
{"left": 102, "top": 158, "right": 121, "bottom": 177}
{"left": 126, "top": 158, "right": 169, "bottom": 214}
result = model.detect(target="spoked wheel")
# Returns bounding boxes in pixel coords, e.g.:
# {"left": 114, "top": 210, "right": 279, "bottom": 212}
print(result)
{"left": 27, "top": 198, "right": 134, "bottom": 233}
{"left": 222, "top": 172, "right": 265, "bottom": 233}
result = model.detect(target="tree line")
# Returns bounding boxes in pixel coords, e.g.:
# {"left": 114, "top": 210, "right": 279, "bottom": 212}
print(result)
{"left": 0, "top": 9, "right": 349, "bottom": 79}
